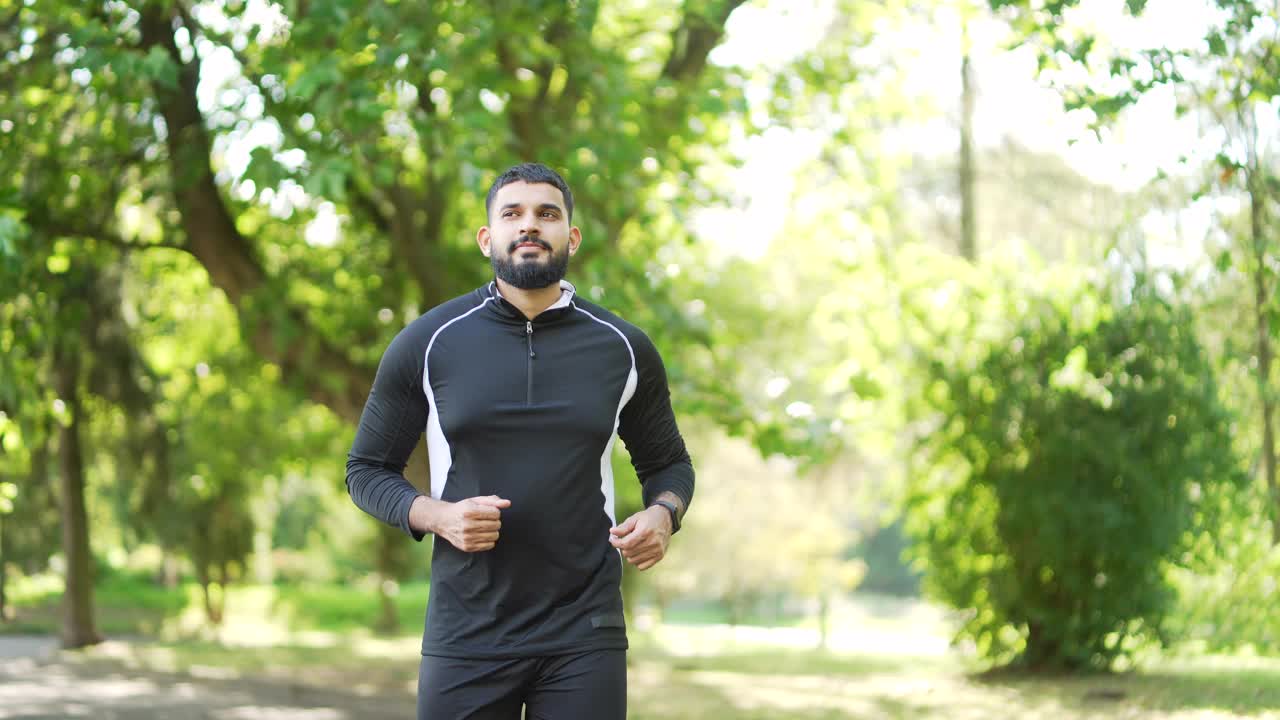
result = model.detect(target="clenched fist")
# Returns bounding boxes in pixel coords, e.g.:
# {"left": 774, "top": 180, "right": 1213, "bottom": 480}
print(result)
{"left": 608, "top": 505, "right": 672, "bottom": 571}
{"left": 412, "top": 495, "right": 511, "bottom": 552}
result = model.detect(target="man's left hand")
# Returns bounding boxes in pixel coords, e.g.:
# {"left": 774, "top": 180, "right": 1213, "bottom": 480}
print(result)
{"left": 608, "top": 506, "right": 672, "bottom": 571}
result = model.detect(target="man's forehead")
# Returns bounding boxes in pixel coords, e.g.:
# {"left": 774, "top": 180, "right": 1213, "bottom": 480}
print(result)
{"left": 494, "top": 180, "right": 565, "bottom": 207}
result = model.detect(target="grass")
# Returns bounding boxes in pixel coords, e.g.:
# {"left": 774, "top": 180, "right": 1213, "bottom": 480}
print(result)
{"left": 2, "top": 573, "right": 190, "bottom": 635}
{"left": 2, "top": 576, "right": 811, "bottom": 638}
{"left": 1, "top": 574, "right": 432, "bottom": 637}
{"left": 9, "top": 577, "right": 1280, "bottom": 718}
{"left": 56, "top": 634, "right": 1280, "bottom": 719}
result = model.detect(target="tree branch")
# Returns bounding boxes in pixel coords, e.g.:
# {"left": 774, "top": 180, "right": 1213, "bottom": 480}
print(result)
{"left": 551, "top": 1, "right": 599, "bottom": 119}
{"left": 75, "top": 227, "right": 192, "bottom": 256}
{"left": 345, "top": 173, "right": 394, "bottom": 238}
{"left": 385, "top": 180, "right": 450, "bottom": 306}
{"left": 492, "top": 33, "right": 541, "bottom": 158}
{"left": 660, "top": 0, "right": 746, "bottom": 83}
{"left": 137, "top": 3, "right": 373, "bottom": 423}
{"left": 401, "top": 77, "right": 455, "bottom": 306}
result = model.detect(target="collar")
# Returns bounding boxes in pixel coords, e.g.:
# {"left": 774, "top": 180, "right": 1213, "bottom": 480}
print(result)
{"left": 487, "top": 280, "right": 577, "bottom": 321}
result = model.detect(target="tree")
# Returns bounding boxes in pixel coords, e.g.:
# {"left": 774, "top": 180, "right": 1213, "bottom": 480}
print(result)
{"left": 0, "top": 417, "right": 61, "bottom": 624}
{"left": 2, "top": 216, "right": 173, "bottom": 640}
{"left": 0, "top": 478, "right": 15, "bottom": 620}
{"left": 120, "top": 248, "right": 356, "bottom": 623}
{"left": 991, "top": 0, "right": 1280, "bottom": 542}
{"left": 906, "top": 269, "right": 1245, "bottom": 670}
{"left": 0, "top": 241, "right": 109, "bottom": 648}
{"left": 3, "top": 2, "right": 773, "bottom": 618}
{"left": 51, "top": 290, "right": 102, "bottom": 648}
{"left": 959, "top": 25, "right": 978, "bottom": 261}
{"left": 3, "top": 0, "right": 752, "bottom": 422}
{"left": 652, "top": 430, "right": 865, "bottom": 637}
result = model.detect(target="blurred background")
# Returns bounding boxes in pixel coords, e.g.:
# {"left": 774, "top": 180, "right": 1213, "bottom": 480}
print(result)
{"left": 2, "top": 0, "right": 1280, "bottom": 717}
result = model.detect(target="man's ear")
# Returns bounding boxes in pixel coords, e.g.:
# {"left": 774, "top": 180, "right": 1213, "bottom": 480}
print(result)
{"left": 568, "top": 226, "right": 582, "bottom": 256}
{"left": 477, "top": 226, "right": 492, "bottom": 257}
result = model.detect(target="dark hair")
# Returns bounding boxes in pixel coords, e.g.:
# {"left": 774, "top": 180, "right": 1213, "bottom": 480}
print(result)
{"left": 485, "top": 163, "right": 574, "bottom": 221}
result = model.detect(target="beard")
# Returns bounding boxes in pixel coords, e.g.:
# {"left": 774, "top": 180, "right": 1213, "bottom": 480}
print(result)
{"left": 491, "top": 237, "right": 571, "bottom": 290}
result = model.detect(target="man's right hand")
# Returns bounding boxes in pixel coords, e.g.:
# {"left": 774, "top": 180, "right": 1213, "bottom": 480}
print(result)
{"left": 414, "top": 495, "right": 510, "bottom": 552}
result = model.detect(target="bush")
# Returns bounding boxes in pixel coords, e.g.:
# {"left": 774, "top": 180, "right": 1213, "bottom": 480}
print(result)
{"left": 906, "top": 274, "right": 1245, "bottom": 670}
{"left": 271, "top": 580, "right": 430, "bottom": 633}
{"left": 1168, "top": 516, "right": 1280, "bottom": 654}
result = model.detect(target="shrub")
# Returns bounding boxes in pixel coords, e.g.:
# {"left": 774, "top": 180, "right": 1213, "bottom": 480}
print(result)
{"left": 906, "top": 275, "right": 1245, "bottom": 670}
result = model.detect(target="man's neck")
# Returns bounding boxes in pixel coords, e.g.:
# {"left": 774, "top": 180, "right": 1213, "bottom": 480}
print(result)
{"left": 495, "top": 278, "right": 563, "bottom": 320}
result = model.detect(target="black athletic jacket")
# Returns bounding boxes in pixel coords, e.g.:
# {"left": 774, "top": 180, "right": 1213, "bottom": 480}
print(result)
{"left": 345, "top": 280, "right": 694, "bottom": 658}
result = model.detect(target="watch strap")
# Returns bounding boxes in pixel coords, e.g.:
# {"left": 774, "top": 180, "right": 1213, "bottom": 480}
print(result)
{"left": 651, "top": 499, "right": 681, "bottom": 534}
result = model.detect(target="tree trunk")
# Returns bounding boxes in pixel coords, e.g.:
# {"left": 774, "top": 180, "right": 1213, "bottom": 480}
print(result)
{"left": 1024, "top": 620, "right": 1050, "bottom": 668}
{"left": 725, "top": 583, "right": 746, "bottom": 628}
{"left": 376, "top": 582, "right": 398, "bottom": 634}
{"left": 54, "top": 344, "right": 102, "bottom": 649}
{"left": 817, "top": 593, "right": 830, "bottom": 651}
{"left": 374, "top": 522, "right": 401, "bottom": 634}
{"left": 252, "top": 528, "right": 274, "bottom": 585}
{"left": 374, "top": 438, "right": 434, "bottom": 633}
{"left": 160, "top": 550, "right": 180, "bottom": 589}
{"left": 958, "top": 43, "right": 978, "bottom": 261}
{"left": 1248, "top": 169, "right": 1279, "bottom": 544}
{"left": 0, "top": 517, "right": 8, "bottom": 622}
{"left": 198, "top": 564, "right": 223, "bottom": 625}
{"left": 252, "top": 475, "right": 279, "bottom": 585}
{"left": 652, "top": 585, "right": 668, "bottom": 627}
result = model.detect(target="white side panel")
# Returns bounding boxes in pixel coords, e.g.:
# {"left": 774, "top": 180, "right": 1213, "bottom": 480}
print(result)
{"left": 424, "top": 390, "right": 451, "bottom": 500}
{"left": 573, "top": 304, "right": 638, "bottom": 527}
{"left": 598, "top": 368, "right": 638, "bottom": 525}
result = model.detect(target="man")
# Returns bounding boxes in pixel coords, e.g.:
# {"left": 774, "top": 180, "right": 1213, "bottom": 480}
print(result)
{"left": 345, "top": 162, "right": 693, "bottom": 720}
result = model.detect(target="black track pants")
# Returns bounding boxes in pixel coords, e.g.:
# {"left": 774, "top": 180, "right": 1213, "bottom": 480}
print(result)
{"left": 417, "top": 649, "right": 626, "bottom": 720}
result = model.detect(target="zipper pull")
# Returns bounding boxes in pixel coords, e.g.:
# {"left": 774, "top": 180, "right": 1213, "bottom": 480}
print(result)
{"left": 526, "top": 321, "right": 536, "bottom": 358}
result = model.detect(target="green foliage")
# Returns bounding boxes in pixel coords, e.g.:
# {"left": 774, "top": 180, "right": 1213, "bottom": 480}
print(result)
{"left": 852, "top": 520, "right": 922, "bottom": 598}
{"left": 0, "top": 0, "right": 759, "bottom": 407}
{"left": 906, "top": 271, "right": 1246, "bottom": 670}
{"left": 270, "top": 581, "right": 431, "bottom": 633}
{"left": 992, "top": 1, "right": 1278, "bottom": 135}
{"left": 2, "top": 572, "right": 430, "bottom": 636}
{"left": 1, "top": 571, "right": 189, "bottom": 636}
{"left": 1169, "top": 525, "right": 1280, "bottom": 655}
{"left": 0, "top": 0, "right": 835, "bottom": 477}
{"left": 123, "top": 250, "right": 353, "bottom": 592}
{"left": 652, "top": 431, "right": 864, "bottom": 624}
{"left": 996, "top": 0, "right": 1280, "bottom": 629}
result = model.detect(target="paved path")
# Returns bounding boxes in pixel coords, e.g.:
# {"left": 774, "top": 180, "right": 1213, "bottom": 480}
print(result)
{"left": 0, "top": 637, "right": 414, "bottom": 720}
{"left": 0, "top": 637, "right": 56, "bottom": 661}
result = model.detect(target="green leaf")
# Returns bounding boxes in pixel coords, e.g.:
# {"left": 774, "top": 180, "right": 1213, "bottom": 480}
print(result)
{"left": 1206, "top": 31, "right": 1228, "bottom": 57}
{"left": 1215, "top": 249, "right": 1234, "bottom": 273}
{"left": 850, "top": 372, "right": 883, "bottom": 400}
{"left": 142, "top": 46, "right": 179, "bottom": 90}
{"left": 46, "top": 254, "right": 70, "bottom": 274}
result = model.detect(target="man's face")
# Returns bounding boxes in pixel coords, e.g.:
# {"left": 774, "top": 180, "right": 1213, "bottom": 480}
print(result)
{"left": 478, "top": 181, "right": 581, "bottom": 290}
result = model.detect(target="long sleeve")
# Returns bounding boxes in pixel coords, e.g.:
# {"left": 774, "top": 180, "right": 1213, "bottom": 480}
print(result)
{"left": 616, "top": 331, "right": 694, "bottom": 510}
{"left": 346, "top": 327, "right": 430, "bottom": 541}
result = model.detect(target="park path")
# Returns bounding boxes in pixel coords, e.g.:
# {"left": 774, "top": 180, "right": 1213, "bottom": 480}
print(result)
{"left": 0, "top": 636, "right": 414, "bottom": 720}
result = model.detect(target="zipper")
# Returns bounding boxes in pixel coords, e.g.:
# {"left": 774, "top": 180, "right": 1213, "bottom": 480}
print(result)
{"left": 525, "top": 321, "right": 536, "bottom": 404}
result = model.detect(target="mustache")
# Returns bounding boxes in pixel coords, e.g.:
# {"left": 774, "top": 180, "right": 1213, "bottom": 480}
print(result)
{"left": 508, "top": 236, "right": 553, "bottom": 253}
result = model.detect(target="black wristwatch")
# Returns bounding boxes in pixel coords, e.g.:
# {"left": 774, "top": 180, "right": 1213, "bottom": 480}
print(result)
{"left": 651, "top": 499, "right": 681, "bottom": 534}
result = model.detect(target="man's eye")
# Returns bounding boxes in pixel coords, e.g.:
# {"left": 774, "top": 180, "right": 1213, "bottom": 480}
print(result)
{"left": 541, "top": 212, "right": 556, "bottom": 218}
{"left": 503, "top": 211, "right": 517, "bottom": 218}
